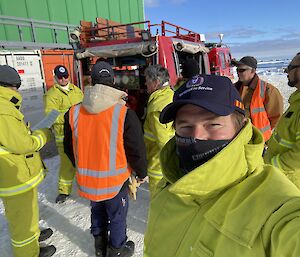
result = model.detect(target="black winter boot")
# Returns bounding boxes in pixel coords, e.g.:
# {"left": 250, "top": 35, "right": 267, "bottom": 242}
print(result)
{"left": 95, "top": 232, "right": 108, "bottom": 257}
{"left": 106, "top": 241, "right": 135, "bottom": 257}
{"left": 39, "top": 245, "right": 56, "bottom": 257}
{"left": 39, "top": 228, "right": 53, "bottom": 242}
{"left": 55, "top": 194, "right": 69, "bottom": 203}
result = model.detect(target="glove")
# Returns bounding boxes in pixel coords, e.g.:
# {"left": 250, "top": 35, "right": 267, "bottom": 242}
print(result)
{"left": 128, "top": 175, "right": 141, "bottom": 200}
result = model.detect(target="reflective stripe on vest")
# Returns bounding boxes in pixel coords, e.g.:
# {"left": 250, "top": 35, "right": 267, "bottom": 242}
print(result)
{"left": 70, "top": 104, "right": 130, "bottom": 201}
{"left": 72, "top": 104, "right": 80, "bottom": 166}
{"left": 260, "top": 124, "right": 272, "bottom": 133}
{"left": 12, "top": 232, "right": 39, "bottom": 248}
{"left": 0, "top": 169, "right": 44, "bottom": 197}
{"left": 79, "top": 184, "right": 124, "bottom": 197}
{"left": 251, "top": 107, "right": 265, "bottom": 114}
{"left": 259, "top": 79, "right": 265, "bottom": 98}
{"left": 79, "top": 167, "right": 128, "bottom": 178}
{"left": 250, "top": 80, "right": 272, "bottom": 141}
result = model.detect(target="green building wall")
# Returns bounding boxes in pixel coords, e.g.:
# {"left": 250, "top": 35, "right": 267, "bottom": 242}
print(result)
{"left": 0, "top": 0, "right": 145, "bottom": 45}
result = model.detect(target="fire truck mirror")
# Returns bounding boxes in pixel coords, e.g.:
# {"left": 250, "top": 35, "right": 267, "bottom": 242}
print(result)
{"left": 148, "top": 43, "right": 157, "bottom": 53}
{"left": 175, "top": 42, "right": 184, "bottom": 51}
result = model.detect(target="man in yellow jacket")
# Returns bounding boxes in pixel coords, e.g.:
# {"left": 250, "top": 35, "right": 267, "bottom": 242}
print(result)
{"left": 0, "top": 65, "right": 56, "bottom": 257}
{"left": 264, "top": 53, "right": 300, "bottom": 188}
{"left": 144, "top": 74, "right": 300, "bottom": 257}
{"left": 143, "top": 65, "right": 175, "bottom": 197}
{"left": 44, "top": 65, "right": 83, "bottom": 203}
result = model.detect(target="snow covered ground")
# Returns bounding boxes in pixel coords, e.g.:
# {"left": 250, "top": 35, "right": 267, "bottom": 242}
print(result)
{"left": 257, "top": 59, "right": 295, "bottom": 110}
{"left": 0, "top": 60, "right": 297, "bottom": 257}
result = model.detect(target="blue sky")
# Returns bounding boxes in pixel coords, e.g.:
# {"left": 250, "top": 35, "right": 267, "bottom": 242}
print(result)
{"left": 144, "top": 0, "right": 300, "bottom": 60}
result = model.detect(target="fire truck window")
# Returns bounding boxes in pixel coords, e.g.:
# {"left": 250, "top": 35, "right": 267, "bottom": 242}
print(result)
{"left": 114, "top": 69, "right": 140, "bottom": 90}
{"left": 176, "top": 51, "right": 202, "bottom": 76}
{"left": 220, "top": 53, "right": 226, "bottom": 69}
{"left": 111, "top": 55, "right": 152, "bottom": 92}
{"left": 226, "top": 53, "right": 232, "bottom": 64}
{"left": 107, "top": 56, "right": 150, "bottom": 122}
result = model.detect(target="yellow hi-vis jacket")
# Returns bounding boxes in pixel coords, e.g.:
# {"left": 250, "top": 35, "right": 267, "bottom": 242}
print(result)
{"left": 44, "top": 83, "right": 83, "bottom": 143}
{"left": 264, "top": 89, "right": 300, "bottom": 188}
{"left": 143, "top": 85, "right": 175, "bottom": 179}
{"left": 144, "top": 122, "right": 300, "bottom": 257}
{"left": 0, "top": 86, "right": 51, "bottom": 197}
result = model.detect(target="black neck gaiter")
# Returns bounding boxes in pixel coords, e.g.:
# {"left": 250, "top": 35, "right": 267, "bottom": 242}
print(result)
{"left": 175, "top": 134, "right": 230, "bottom": 174}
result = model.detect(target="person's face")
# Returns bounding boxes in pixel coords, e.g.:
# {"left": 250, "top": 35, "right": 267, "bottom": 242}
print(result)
{"left": 286, "top": 59, "right": 300, "bottom": 89}
{"left": 55, "top": 75, "right": 69, "bottom": 86}
{"left": 237, "top": 65, "right": 255, "bottom": 83}
{"left": 175, "top": 104, "right": 237, "bottom": 140}
{"left": 145, "top": 76, "right": 159, "bottom": 94}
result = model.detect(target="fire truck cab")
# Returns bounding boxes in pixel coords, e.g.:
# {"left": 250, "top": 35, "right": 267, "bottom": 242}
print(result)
{"left": 206, "top": 42, "right": 234, "bottom": 79}
{"left": 70, "top": 19, "right": 211, "bottom": 118}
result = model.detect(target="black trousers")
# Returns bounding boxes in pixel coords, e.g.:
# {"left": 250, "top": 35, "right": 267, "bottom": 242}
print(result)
{"left": 90, "top": 185, "right": 129, "bottom": 248}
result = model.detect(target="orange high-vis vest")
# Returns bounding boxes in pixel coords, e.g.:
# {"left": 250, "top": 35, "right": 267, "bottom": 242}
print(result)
{"left": 249, "top": 80, "right": 272, "bottom": 141}
{"left": 69, "top": 103, "right": 130, "bottom": 201}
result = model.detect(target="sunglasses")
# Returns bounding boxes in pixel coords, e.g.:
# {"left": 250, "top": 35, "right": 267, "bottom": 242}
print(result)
{"left": 284, "top": 65, "right": 300, "bottom": 73}
{"left": 237, "top": 68, "right": 251, "bottom": 73}
{"left": 56, "top": 75, "right": 69, "bottom": 79}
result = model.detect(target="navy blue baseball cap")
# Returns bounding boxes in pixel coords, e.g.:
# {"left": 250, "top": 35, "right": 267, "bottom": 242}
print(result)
{"left": 160, "top": 74, "right": 245, "bottom": 123}
{"left": 54, "top": 65, "right": 69, "bottom": 78}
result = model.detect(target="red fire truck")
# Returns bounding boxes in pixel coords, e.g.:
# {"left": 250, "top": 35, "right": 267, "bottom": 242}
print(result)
{"left": 206, "top": 42, "right": 234, "bottom": 79}
{"left": 69, "top": 19, "right": 233, "bottom": 117}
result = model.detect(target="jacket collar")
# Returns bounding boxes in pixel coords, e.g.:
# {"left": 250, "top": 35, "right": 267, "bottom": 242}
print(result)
{"left": 247, "top": 74, "right": 259, "bottom": 89}
{"left": 82, "top": 84, "right": 127, "bottom": 114}
{"left": 160, "top": 122, "right": 287, "bottom": 248}
{"left": 289, "top": 89, "right": 300, "bottom": 104}
{"left": 147, "top": 85, "right": 174, "bottom": 113}
{"left": 148, "top": 85, "right": 172, "bottom": 103}
{"left": 236, "top": 74, "right": 259, "bottom": 91}
{"left": 53, "top": 83, "right": 75, "bottom": 94}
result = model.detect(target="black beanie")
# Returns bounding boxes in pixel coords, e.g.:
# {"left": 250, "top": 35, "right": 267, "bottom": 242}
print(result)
{"left": 181, "top": 59, "right": 200, "bottom": 79}
{"left": 0, "top": 65, "right": 21, "bottom": 88}
{"left": 91, "top": 61, "right": 114, "bottom": 86}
